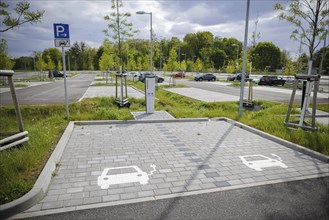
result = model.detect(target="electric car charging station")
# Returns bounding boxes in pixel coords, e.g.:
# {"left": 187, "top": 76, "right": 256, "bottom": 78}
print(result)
{"left": 145, "top": 75, "right": 155, "bottom": 114}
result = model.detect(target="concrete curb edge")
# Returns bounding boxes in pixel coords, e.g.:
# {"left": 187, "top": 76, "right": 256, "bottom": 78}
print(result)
{"left": 0, "top": 122, "right": 75, "bottom": 219}
{"left": 74, "top": 118, "right": 210, "bottom": 125}
{"left": 129, "top": 85, "right": 144, "bottom": 95}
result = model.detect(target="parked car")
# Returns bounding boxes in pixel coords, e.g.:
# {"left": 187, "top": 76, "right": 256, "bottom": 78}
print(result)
{"left": 138, "top": 73, "right": 164, "bottom": 83}
{"left": 174, "top": 72, "right": 185, "bottom": 78}
{"left": 258, "top": 76, "right": 286, "bottom": 86}
{"left": 194, "top": 73, "right": 216, "bottom": 81}
{"left": 227, "top": 73, "right": 250, "bottom": 81}
{"left": 49, "top": 70, "right": 64, "bottom": 78}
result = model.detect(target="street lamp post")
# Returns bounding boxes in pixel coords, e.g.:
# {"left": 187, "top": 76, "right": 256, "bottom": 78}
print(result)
{"left": 29, "top": 51, "right": 37, "bottom": 77}
{"left": 32, "top": 51, "right": 36, "bottom": 77}
{"left": 192, "top": 55, "right": 196, "bottom": 73}
{"left": 160, "top": 41, "right": 162, "bottom": 70}
{"left": 181, "top": 53, "right": 186, "bottom": 77}
{"left": 158, "top": 36, "right": 165, "bottom": 71}
{"left": 232, "top": 44, "right": 239, "bottom": 73}
{"left": 136, "top": 11, "right": 152, "bottom": 74}
{"left": 178, "top": 46, "right": 181, "bottom": 70}
{"left": 182, "top": 53, "right": 187, "bottom": 61}
{"left": 137, "top": 10, "right": 155, "bottom": 114}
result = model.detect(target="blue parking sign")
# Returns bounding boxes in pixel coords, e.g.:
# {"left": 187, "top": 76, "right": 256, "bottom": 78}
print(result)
{"left": 53, "top": 23, "right": 70, "bottom": 39}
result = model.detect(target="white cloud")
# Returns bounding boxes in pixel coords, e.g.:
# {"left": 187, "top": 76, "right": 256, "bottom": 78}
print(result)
{"left": 2, "top": 0, "right": 308, "bottom": 58}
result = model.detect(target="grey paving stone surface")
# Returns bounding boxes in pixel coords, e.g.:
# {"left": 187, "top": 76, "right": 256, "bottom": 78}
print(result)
{"left": 81, "top": 86, "right": 144, "bottom": 99}
{"left": 26, "top": 120, "right": 329, "bottom": 212}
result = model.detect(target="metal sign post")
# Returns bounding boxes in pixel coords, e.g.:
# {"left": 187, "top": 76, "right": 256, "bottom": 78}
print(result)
{"left": 62, "top": 46, "right": 69, "bottom": 119}
{"left": 54, "top": 23, "right": 70, "bottom": 119}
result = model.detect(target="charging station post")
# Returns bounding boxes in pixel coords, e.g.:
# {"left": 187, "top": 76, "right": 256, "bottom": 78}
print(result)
{"left": 145, "top": 75, "right": 155, "bottom": 114}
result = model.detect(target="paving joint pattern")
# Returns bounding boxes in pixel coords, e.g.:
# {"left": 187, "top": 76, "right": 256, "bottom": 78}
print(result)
{"left": 5, "top": 114, "right": 329, "bottom": 219}
{"left": 18, "top": 118, "right": 329, "bottom": 217}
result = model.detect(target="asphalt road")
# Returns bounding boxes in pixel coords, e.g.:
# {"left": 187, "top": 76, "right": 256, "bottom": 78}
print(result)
{"left": 24, "top": 177, "right": 329, "bottom": 220}
{"left": 11, "top": 72, "right": 38, "bottom": 79}
{"left": 176, "top": 78, "right": 329, "bottom": 104}
{"left": 0, "top": 74, "right": 94, "bottom": 106}
{"left": 1, "top": 72, "right": 328, "bottom": 105}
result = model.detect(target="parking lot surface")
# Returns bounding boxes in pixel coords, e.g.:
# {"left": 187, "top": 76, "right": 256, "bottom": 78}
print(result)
{"left": 80, "top": 84, "right": 144, "bottom": 100}
{"left": 23, "top": 117, "right": 329, "bottom": 215}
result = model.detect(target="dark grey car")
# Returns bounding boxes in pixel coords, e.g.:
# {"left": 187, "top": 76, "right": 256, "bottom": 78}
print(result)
{"left": 194, "top": 73, "right": 216, "bottom": 81}
{"left": 49, "top": 70, "right": 64, "bottom": 78}
{"left": 138, "top": 73, "right": 164, "bottom": 83}
{"left": 258, "top": 76, "right": 286, "bottom": 86}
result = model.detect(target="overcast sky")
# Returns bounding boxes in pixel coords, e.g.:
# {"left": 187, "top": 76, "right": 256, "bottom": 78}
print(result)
{"left": 2, "top": 0, "right": 308, "bottom": 59}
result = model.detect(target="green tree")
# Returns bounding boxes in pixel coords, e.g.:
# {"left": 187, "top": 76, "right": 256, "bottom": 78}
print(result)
{"left": 280, "top": 50, "right": 291, "bottom": 69}
{"left": 274, "top": 0, "right": 329, "bottom": 72}
{"left": 57, "top": 60, "right": 62, "bottom": 70}
{"left": 251, "top": 42, "right": 281, "bottom": 71}
{"left": 94, "top": 47, "right": 104, "bottom": 70}
{"left": 136, "top": 56, "right": 143, "bottom": 71}
{"left": 99, "top": 40, "right": 115, "bottom": 70}
{"left": 142, "top": 54, "right": 150, "bottom": 71}
{"left": 42, "top": 48, "right": 61, "bottom": 69}
{"left": 226, "top": 60, "right": 236, "bottom": 74}
{"left": 35, "top": 53, "right": 46, "bottom": 72}
{"left": 0, "top": 39, "right": 15, "bottom": 69}
{"left": 99, "top": 53, "right": 113, "bottom": 70}
{"left": 68, "top": 41, "right": 98, "bottom": 70}
{"left": 46, "top": 55, "right": 55, "bottom": 70}
{"left": 297, "top": 53, "right": 309, "bottom": 73}
{"left": 196, "top": 31, "right": 214, "bottom": 48}
{"left": 12, "top": 56, "right": 32, "bottom": 70}
{"left": 99, "top": 39, "right": 114, "bottom": 70}
{"left": 0, "top": 1, "right": 44, "bottom": 32}
{"left": 164, "top": 48, "right": 179, "bottom": 71}
{"left": 127, "top": 52, "right": 137, "bottom": 71}
{"left": 221, "top": 37, "right": 242, "bottom": 62}
{"left": 313, "top": 47, "right": 329, "bottom": 75}
{"left": 183, "top": 31, "right": 214, "bottom": 62}
{"left": 103, "top": 0, "right": 137, "bottom": 70}
{"left": 183, "top": 33, "right": 198, "bottom": 58}
{"left": 186, "top": 60, "right": 194, "bottom": 72}
{"left": 0, "top": 53, "right": 15, "bottom": 70}
{"left": 82, "top": 47, "right": 97, "bottom": 70}
{"left": 283, "top": 60, "right": 298, "bottom": 75}
{"left": 68, "top": 41, "right": 87, "bottom": 70}
{"left": 194, "top": 58, "right": 203, "bottom": 72}
{"left": 200, "top": 47, "right": 213, "bottom": 71}
{"left": 211, "top": 48, "right": 227, "bottom": 70}
{"left": 180, "top": 61, "right": 187, "bottom": 72}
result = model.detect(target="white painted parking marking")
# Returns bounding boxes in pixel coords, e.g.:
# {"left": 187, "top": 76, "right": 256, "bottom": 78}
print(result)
{"left": 239, "top": 154, "right": 288, "bottom": 171}
{"left": 98, "top": 164, "right": 157, "bottom": 189}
